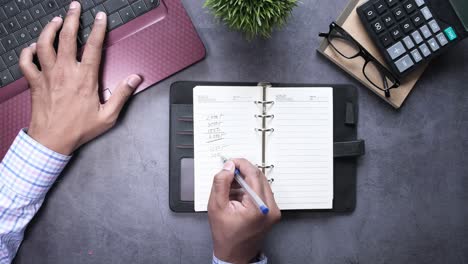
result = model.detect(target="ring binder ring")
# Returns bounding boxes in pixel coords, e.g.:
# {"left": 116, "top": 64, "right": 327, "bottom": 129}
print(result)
{"left": 254, "top": 114, "right": 275, "bottom": 119}
{"left": 254, "top": 100, "right": 274, "bottom": 105}
{"left": 255, "top": 128, "right": 275, "bottom": 132}
{"left": 257, "top": 82, "right": 272, "bottom": 88}
{"left": 257, "top": 164, "right": 275, "bottom": 169}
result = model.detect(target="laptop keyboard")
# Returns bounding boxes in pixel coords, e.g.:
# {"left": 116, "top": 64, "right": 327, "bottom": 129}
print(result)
{"left": 0, "top": 0, "right": 161, "bottom": 88}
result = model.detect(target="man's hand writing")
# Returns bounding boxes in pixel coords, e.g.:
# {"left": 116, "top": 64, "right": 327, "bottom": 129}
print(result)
{"left": 19, "top": 1, "right": 142, "bottom": 155}
{"left": 208, "top": 158, "right": 281, "bottom": 264}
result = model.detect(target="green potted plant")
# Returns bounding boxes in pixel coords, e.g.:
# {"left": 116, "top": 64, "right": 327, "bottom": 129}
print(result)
{"left": 204, "top": 0, "right": 298, "bottom": 39}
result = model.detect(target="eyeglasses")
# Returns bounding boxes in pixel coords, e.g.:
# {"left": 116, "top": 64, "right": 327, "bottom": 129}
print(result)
{"left": 319, "top": 22, "right": 401, "bottom": 97}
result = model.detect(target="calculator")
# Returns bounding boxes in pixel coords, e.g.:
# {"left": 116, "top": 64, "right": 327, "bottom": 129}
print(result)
{"left": 357, "top": 0, "right": 468, "bottom": 78}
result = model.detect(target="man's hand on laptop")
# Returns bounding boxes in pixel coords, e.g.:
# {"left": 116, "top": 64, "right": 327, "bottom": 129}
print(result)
{"left": 18, "top": 1, "right": 142, "bottom": 155}
{"left": 208, "top": 158, "right": 281, "bottom": 263}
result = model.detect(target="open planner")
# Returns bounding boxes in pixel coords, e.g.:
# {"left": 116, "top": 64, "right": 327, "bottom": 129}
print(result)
{"left": 193, "top": 85, "right": 334, "bottom": 211}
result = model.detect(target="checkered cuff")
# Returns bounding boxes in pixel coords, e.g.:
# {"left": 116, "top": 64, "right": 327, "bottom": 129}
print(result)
{"left": 0, "top": 129, "right": 71, "bottom": 200}
{"left": 213, "top": 254, "right": 267, "bottom": 264}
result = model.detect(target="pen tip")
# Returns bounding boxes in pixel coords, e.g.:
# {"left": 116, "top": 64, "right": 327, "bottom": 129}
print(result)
{"left": 219, "top": 155, "right": 228, "bottom": 163}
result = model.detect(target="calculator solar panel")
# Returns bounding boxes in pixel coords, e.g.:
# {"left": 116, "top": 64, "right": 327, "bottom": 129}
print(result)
{"left": 357, "top": 0, "right": 460, "bottom": 78}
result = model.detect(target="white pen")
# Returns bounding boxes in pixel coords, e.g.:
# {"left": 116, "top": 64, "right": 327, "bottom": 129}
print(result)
{"left": 220, "top": 156, "right": 269, "bottom": 215}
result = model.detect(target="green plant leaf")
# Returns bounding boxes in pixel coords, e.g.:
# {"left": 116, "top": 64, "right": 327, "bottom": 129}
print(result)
{"left": 204, "top": 0, "right": 298, "bottom": 39}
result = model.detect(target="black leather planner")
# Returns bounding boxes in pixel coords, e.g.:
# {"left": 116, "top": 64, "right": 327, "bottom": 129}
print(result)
{"left": 169, "top": 81, "right": 365, "bottom": 213}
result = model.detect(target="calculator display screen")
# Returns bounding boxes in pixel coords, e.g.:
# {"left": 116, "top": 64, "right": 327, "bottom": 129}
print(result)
{"left": 450, "top": 0, "right": 468, "bottom": 31}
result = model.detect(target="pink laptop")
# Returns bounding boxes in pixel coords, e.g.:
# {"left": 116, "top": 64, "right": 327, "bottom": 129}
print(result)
{"left": 0, "top": 0, "right": 206, "bottom": 158}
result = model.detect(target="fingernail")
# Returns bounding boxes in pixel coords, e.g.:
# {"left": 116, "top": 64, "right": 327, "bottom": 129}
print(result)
{"left": 69, "top": 1, "right": 79, "bottom": 9}
{"left": 29, "top": 43, "right": 36, "bottom": 47}
{"left": 52, "top": 16, "right": 62, "bottom": 22}
{"left": 223, "top": 161, "right": 235, "bottom": 171}
{"left": 96, "top": 12, "right": 105, "bottom": 20}
{"left": 127, "top": 75, "right": 142, "bottom": 89}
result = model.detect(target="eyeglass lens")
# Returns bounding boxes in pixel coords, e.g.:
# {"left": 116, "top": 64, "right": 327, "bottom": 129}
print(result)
{"left": 328, "top": 28, "right": 361, "bottom": 59}
{"left": 327, "top": 27, "right": 397, "bottom": 92}
{"left": 364, "top": 60, "right": 398, "bottom": 91}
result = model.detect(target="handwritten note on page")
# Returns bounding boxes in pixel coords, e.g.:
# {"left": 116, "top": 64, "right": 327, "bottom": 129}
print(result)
{"left": 193, "top": 86, "right": 263, "bottom": 211}
{"left": 266, "top": 87, "right": 334, "bottom": 209}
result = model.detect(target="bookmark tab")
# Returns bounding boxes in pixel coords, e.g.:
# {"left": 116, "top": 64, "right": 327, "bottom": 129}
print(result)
{"left": 334, "top": 140, "right": 365, "bottom": 158}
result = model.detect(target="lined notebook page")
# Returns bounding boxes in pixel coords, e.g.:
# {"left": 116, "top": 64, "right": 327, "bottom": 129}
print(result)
{"left": 266, "top": 87, "right": 334, "bottom": 210}
{"left": 193, "top": 86, "right": 263, "bottom": 212}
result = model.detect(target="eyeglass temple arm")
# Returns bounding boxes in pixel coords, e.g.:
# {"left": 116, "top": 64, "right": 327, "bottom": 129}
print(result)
{"left": 381, "top": 71, "right": 391, "bottom": 98}
{"left": 319, "top": 32, "right": 329, "bottom": 37}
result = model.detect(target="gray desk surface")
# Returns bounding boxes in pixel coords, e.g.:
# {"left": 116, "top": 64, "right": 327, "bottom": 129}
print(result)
{"left": 15, "top": 0, "right": 468, "bottom": 263}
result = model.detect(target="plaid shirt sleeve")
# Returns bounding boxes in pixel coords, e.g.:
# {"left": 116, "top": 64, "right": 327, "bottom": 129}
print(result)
{"left": 0, "top": 129, "right": 71, "bottom": 263}
{"left": 213, "top": 254, "right": 267, "bottom": 264}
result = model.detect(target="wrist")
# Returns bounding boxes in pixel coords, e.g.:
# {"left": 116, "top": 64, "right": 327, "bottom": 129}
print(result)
{"left": 213, "top": 248, "right": 260, "bottom": 264}
{"left": 27, "top": 126, "right": 76, "bottom": 155}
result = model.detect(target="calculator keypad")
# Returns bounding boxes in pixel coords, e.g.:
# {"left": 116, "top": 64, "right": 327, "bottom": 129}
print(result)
{"left": 386, "top": 0, "right": 398, "bottom": 7}
{"left": 420, "top": 6, "right": 433, "bottom": 20}
{"left": 411, "top": 12, "right": 424, "bottom": 27}
{"left": 411, "top": 31, "right": 423, "bottom": 44}
{"left": 358, "top": 0, "right": 459, "bottom": 75}
{"left": 403, "top": 36, "right": 414, "bottom": 49}
{"left": 401, "top": 19, "right": 413, "bottom": 34}
{"left": 436, "top": 33, "right": 448, "bottom": 46}
{"left": 419, "top": 43, "right": 431, "bottom": 57}
{"left": 395, "top": 54, "right": 414, "bottom": 72}
{"left": 383, "top": 14, "right": 395, "bottom": 27}
{"left": 411, "top": 49, "right": 423, "bottom": 62}
{"left": 388, "top": 41, "right": 406, "bottom": 59}
{"left": 374, "top": 0, "right": 387, "bottom": 14}
{"left": 420, "top": 25, "right": 431, "bottom": 39}
{"left": 428, "top": 20, "right": 440, "bottom": 33}
{"left": 427, "top": 38, "right": 439, "bottom": 51}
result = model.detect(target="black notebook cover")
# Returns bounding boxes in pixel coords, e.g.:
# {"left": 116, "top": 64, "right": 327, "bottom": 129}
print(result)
{"left": 169, "top": 82, "right": 365, "bottom": 213}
